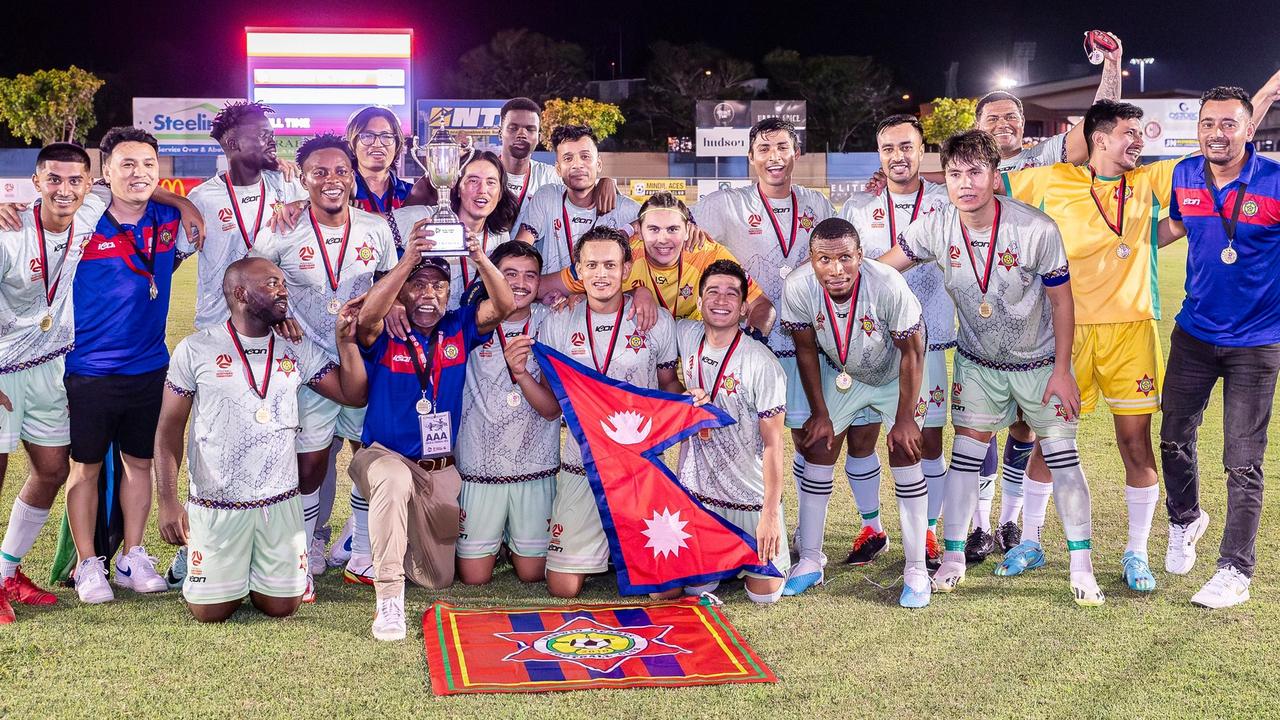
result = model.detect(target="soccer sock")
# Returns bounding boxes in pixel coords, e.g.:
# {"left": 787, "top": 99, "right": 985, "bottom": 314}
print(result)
{"left": 791, "top": 455, "right": 806, "bottom": 546}
{"left": 942, "top": 434, "right": 987, "bottom": 564}
{"left": 301, "top": 490, "right": 321, "bottom": 548}
{"left": 350, "top": 487, "right": 372, "bottom": 558}
{"left": 971, "top": 437, "right": 999, "bottom": 531}
{"left": 923, "top": 455, "right": 947, "bottom": 528}
{"left": 892, "top": 463, "right": 928, "bottom": 574}
{"left": 1022, "top": 478, "right": 1053, "bottom": 544}
{"left": 998, "top": 436, "right": 1035, "bottom": 525}
{"left": 1041, "top": 437, "right": 1094, "bottom": 574}
{"left": 797, "top": 460, "right": 835, "bottom": 563}
{"left": 746, "top": 585, "right": 784, "bottom": 604}
{"left": 314, "top": 441, "right": 341, "bottom": 543}
{"left": 846, "top": 453, "right": 883, "bottom": 533}
{"left": 1, "top": 498, "right": 52, "bottom": 579}
{"left": 1125, "top": 484, "right": 1159, "bottom": 556}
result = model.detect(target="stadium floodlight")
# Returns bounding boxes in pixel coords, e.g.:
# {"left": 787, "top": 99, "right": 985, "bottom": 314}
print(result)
{"left": 1129, "top": 57, "right": 1155, "bottom": 93}
{"left": 996, "top": 75, "right": 1018, "bottom": 90}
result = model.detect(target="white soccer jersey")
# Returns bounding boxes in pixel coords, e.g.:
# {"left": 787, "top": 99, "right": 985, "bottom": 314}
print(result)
{"left": 674, "top": 320, "right": 786, "bottom": 506}
{"left": 388, "top": 204, "right": 510, "bottom": 312}
{"left": 841, "top": 181, "right": 955, "bottom": 350}
{"left": 997, "top": 132, "right": 1068, "bottom": 172}
{"left": 690, "top": 183, "right": 835, "bottom": 358}
{"left": 899, "top": 197, "right": 1069, "bottom": 368}
{"left": 505, "top": 159, "right": 561, "bottom": 210}
{"left": 781, "top": 259, "right": 923, "bottom": 387}
{"left": 0, "top": 195, "right": 106, "bottom": 373}
{"left": 457, "top": 305, "right": 559, "bottom": 480}
{"left": 187, "top": 171, "right": 307, "bottom": 330}
{"left": 166, "top": 325, "right": 334, "bottom": 502}
{"left": 251, "top": 207, "right": 396, "bottom": 360}
{"left": 537, "top": 296, "right": 677, "bottom": 467}
{"left": 514, "top": 184, "right": 640, "bottom": 275}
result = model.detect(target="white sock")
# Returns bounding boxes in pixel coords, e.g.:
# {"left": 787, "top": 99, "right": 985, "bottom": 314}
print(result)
{"left": 797, "top": 460, "right": 835, "bottom": 562}
{"left": 746, "top": 585, "right": 784, "bottom": 604}
{"left": 1041, "top": 437, "right": 1094, "bottom": 574}
{"left": 302, "top": 490, "right": 321, "bottom": 544}
{"left": 941, "top": 435, "right": 987, "bottom": 564}
{"left": 998, "top": 437, "right": 1034, "bottom": 525}
{"left": 350, "top": 487, "right": 371, "bottom": 557}
{"left": 923, "top": 455, "right": 946, "bottom": 528}
{"left": 791, "top": 455, "right": 806, "bottom": 546}
{"left": 973, "top": 475, "right": 995, "bottom": 531}
{"left": 1022, "top": 479, "right": 1053, "bottom": 544}
{"left": 1, "top": 498, "right": 52, "bottom": 578}
{"left": 892, "top": 463, "right": 928, "bottom": 574}
{"left": 846, "top": 453, "right": 883, "bottom": 533}
{"left": 1125, "top": 484, "right": 1159, "bottom": 556}
{"left": 314, "top": 441, "right": 342, "bottom": 542}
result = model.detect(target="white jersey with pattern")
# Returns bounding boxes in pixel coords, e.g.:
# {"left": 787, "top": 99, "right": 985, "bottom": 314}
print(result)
{"left": 166, "top": 326, "right": 334, "bottom": 502}
{"left": 388, "top": 204, "right": 510, "bottom": 312}
{"left": 505, "top": 159, "right": 561, "bottom": 211}
{"left": 899, "top": 197, "right": 1069, "bottom": 367}
{"left": 690, "top": 183, "right": 835, "bottom": 357}
{"left": 781, "top": 259, "right": 923, "bottom": 387}
{"left": 514, "top": 183, "right": 640, "bottom": 275}
{"left": 996, "top": 132, "right": 1068, "bottom": 172}
{"left": 674, "top": 320, "right": 786, "bottom": 506}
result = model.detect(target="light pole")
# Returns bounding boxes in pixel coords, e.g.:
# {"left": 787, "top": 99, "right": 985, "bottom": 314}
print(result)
{"left": 1130, "top": 57, "right": 1155, "bottom": 94}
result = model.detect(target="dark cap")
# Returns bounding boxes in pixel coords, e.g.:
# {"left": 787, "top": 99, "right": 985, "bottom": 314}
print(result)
{"left": 409, "top": 256, "right": 450, "bottom": 280}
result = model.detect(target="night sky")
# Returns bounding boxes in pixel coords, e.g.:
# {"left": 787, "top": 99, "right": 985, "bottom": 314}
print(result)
{"left": 7, "top": 0, "right": 1279, "bottom": 134}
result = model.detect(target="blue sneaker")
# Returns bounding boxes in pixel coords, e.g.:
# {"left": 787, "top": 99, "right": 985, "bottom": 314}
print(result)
{"left": 899, "top": 569, "right": 931, "bottom": 608}
{"left": 1122, "top": 551, "right": 1156, "bottom": 592}
{"left": 995, "top": 540, "right": 1045, "bottom": 577}
{"left": 782, "top": 557, "right": 824, "bottom": 596}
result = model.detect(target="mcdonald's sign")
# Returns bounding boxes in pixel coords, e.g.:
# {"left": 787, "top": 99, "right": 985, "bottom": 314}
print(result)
{"left": 157, "top": 178, "right": 205, "bottom": 197}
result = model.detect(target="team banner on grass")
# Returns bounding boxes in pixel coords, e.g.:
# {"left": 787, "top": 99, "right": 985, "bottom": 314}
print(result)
{"left": 424, "top": 597, "right": 777, "bottom": 694}
{"left": 533, "top": 343, "right": 782, "bottom": 594}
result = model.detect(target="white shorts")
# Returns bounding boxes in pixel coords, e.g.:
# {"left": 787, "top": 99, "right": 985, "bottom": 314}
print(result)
{"left": 0, "top": 357, "right": 69, "bottom": 453}
{"left": 781, "top": 355, "right": 808, "bottom": 429}
{"left": 296, "top": 385, "right": 366, "bottom": 453}
{"left": 183, "top": 495, "right": 308, "bottom": 605}
{"left": 922, "top": 348, "right": 950, "bottom": 429}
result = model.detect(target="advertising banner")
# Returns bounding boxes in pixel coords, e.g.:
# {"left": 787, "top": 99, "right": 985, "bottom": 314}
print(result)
{"left": 695, "top": 100, "right": 807, "bottom": 156}
{"left": 133, "top": 98, "right": 244, "bottom": 155}
{"left": 1131, "top": 99, "right": 1201, "bottom": 153}
{"left": 416, "top": 99, "right": 506, "bottom": 149}
{"left": 628, "top": 178, "right": 688, "bottom": 202}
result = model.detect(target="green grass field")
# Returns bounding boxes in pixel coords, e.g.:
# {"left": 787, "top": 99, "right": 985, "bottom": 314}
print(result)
{"left": 3, "top": 242, "right": 1278, "bottom": 719}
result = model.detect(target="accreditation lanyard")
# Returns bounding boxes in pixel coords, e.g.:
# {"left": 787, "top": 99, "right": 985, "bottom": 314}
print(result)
{"left": 105, "top": 211, "right": 161, "bottom": 300}
{"left": 406, "top": 331, "right": 442, "bottom": 406}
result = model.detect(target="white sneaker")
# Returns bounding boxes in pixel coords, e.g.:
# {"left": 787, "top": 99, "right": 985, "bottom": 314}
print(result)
{"left": 372, "top": 592, "right": 407, "bottom": 641}
{"left": 1191, "top": 566, "right": 1251, "bottom": 609}
{"left": 1166, "top": 511, "right": 1210, "bottom": 575}
{"left": 307, "top": 537, "right": 327, "bottom": 576}
{"left": 328, "top": 516, "right": 354, "bottom": 567}
{"left": 75, "top": 557, "right": 114, "bottom": 604}
{"left": 113, "top": 546, "right": 169, "bottom": 593}
{"left": 344, "top": 553, "right": 375, "bottom": 586}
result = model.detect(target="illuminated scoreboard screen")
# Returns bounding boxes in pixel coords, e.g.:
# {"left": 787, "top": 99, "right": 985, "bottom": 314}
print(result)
{"left": 245, "top": 27, "right": 413, "bottom": 141}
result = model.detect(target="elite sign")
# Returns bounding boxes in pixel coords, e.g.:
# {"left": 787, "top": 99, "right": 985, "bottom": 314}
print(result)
{"left": 133, "top": 98, "right": 245, "bottom": 156}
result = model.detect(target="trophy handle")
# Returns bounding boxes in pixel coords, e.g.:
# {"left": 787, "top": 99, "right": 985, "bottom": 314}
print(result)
{"left": 408, "top": 135, "right": 430, "bottom": 175}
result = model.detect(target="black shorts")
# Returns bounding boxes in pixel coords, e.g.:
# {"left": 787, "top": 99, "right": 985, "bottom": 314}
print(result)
{"left": 66, "top": 368, "right": 166, "bottom": 463}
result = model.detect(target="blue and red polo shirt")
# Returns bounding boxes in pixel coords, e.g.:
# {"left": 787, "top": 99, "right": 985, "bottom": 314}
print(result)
{"left": 1170, "top": 144, "right": 1280, "bottom": 347}
{"left": 359, "top": 303, "right": 491, "bottom": 458}
{"left": 352, "top": 172, "right": 413, "bottom": 216}
{"left": 67, "top": 200, "right": 192, "bottom": 376}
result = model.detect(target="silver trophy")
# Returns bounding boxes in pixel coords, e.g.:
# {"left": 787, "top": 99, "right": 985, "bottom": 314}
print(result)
{"left": 409, "top": 126, "right": 468, "bottom": 257}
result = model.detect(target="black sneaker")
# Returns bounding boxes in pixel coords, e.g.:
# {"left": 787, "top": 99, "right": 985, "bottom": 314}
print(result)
{"left": 997, "top": 521, "right": 1022, "bottom": 553}
{"left": 844, "top": 526, "right": 889, "bottom": 565}
{"left": 964, "top": 527, "right": 996, "bottom": 564}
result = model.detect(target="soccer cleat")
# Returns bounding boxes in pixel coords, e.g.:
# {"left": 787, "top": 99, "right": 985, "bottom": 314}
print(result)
{"left": 782, "top": 557, "right": 824, "bottom": 596}
{"left": 307, "top": 538, "right": 327, "bottom": 576}
{"left": 900, "top": 568, "right": 932, "bottom": 608}
{"left": 845, "top": 526, "right": 889, "bottom": 565}
{"left": 930, "top": 561, "right": 966, "bottom": 593}
{"left": 995, "top": 540, "right": 1046, "bottom": 577}
{"left": 996, "top": 521, "right": 1022, "bottom": 553}
{"left": 372, "top": 592, "right": 407, "bottom": 641}
{"left": 4, "top": 566, "right": 57, "bottom": 606}
{"left": 964, "top": 527, "right": 996, "bottom": 563}
{"left": 343, "top": 554, "right": 375, "bottom": 586}
{"left": 683, "top": 581, "right": 720, "bottom": 597}
{"left": 1166, "top": 511, "right": 1210, "bottom": 576}
{"left": 113, "top": 546, "right": 169, "bottom": 593}
{"left": 75, "top": 557, "right": 115, "bottom": 604}
{"left": 925, "top": 529, "right": 942, "bottom": 571}
{"left": 1122, "top": 551, "right": 1156, "bottom": 593}
{"left": 1190, "top": 566, "right": 1251, "bottom": 609}
{"left": 165, "top": 546, "right": 188, "bottom": 590}
{"left": 1071, "top": 571, "right": 1106, "bottom": 607}
{"left": 327, "top": 517, "right": 354, "bottom": 568}
{"left": 0, "top": 593, "right": 13, "bottom": 624}
{"left": 302, "top": 574, "right": 316, "bottom": 604}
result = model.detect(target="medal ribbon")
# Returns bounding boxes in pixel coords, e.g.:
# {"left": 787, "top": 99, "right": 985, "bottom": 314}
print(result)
{"left": 458, "top": 228, "right": 489, "bottom": 287}
{"left": 885, "top": 184, "right": 925, "bottom": 247}
{"left": 226, "top": 321, "right": 275, "bottom": 400}
{"left": 1205, "top": 169, "right": 1249, "bottom": 246}
{"left": 960, "top": 197, "right": 1002, "bottom": 305}
{"left": 405, "top": 331, "right": 442, "bottom": 404}
{"left": 494, "top": 316, "right": 532, "bottom": 385}
{"left": 514, "top": 171, "right": 531, "bottom": 207}
{"left": 105, "top": 212, "right": 160, "bottom": 292}
{"left": 585, "top": 303, "right": 625, "bottom": 375}
{"left": 1088, "top": 167, "right": 1127, "bottom": 238}
{"left": 757, "top": 185, "right": 799, "bottom": 259}
{"left": 821, "top": 273, "right": 862, "bottom": 367}
{"left": 561, "top": 191, "right": 599, "bottom": 265}
{"left": 32, "top": 203, "right": 73, "bottom": 307}
{"left": 697, "top": 329, "right": 743, "bottom": 402}
{"left": 644, "top": 251, "right": 684, "bottom": 316}
{"left": 308, "top": 209, "right": 352, "bottom": 292}
{"left": 223, "top": 174, "right": 267, "bottom": 250}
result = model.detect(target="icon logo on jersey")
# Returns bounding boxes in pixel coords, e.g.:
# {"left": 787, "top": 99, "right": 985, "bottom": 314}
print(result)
{"left": 859, "top": 314, "right": 876, "bottom": 336}
{"left": 1136, "top": 374, "right": 1156, "bottom": 396}
{"left": 571, "top": 332, "right": 586, "bottom": 346}
{"left": 355, "top": 242, "right": 376, "bottom": 266}
{"left": 747, "top": 213, "right": 762, "bottom": 228}
{"left": 443, "top": 342, "right": 460, "bottom": 360}
{"left": 798, "top": 212, "right": 816, "bottom": 231}
{"left": 1182, "top": 197, "right": 1201, "bottom": 206}
{"left": 277, "top": 355, "right": 298, "bottom": 376}
{"left": 218, "top": 208, "right": 233, "bottom": 223}
{"left": 96, "top": 240, "right": 117, "bottom": 251}
{"left": 215, "top": 354, "right": 233, "bottom": 369}
{"left": 719, "top": 372, "right": 740, "bottom": 397}
{"left": 601, "top": 410, "right": 652, "bottom": 445}
{"left": 1243, "top": 200, "right": 1259, "bottom": 217}
{"left": 930, "top": 385, "right": 945, "bottom": 406}
{"left": 625, "top": 331, "right": 647, "bottom": 353}
{"left": 998, "top": 249, "right": 1019, "bottom": 270}
{"left": 299, "top": 247, "right": 315, "bottom": 261}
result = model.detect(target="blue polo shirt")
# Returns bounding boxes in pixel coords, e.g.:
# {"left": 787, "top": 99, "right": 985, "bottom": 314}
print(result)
{"left": 1170, "top": 145, "right": 1280, "bottom": 347}
{"left": 359, "top": 303, "right": 491, "bottom": 458}
{"left": 67, "top": 200, "right": 192, "bottom": 376}
{"left": 353, "top": 172, "right": 413, "bottom": 216}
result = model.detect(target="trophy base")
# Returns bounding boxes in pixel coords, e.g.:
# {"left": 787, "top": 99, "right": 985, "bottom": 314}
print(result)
{"left": 419, "top": 222, "right": 469, "bottom": 257}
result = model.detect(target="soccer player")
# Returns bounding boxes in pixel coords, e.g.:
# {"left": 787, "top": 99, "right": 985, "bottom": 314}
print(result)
{"left": 878, "top": 130, "right": 1103, "bottom": 606}
{"left": 690, "top": 117, "right": 835, "bottom": 528}
{"left": 840, "top": 115, "right": 952, "bottom": 570}
{"left": 250, "top": 133, "right": 397, "bottom": 597}
{"left": 455, "top": 240, "right": 558, "bottom": 585}
{"left": 513, "top": 125, "right": 640, "bottom": 275}
{"left": 671, "top": 259, "right": 788, "bottom": 603}
{"left": 346, "top": 106, "right": 414, "bottom": 215}
{"left": 64, "top": 127, "right": 196, "bottom": 604}
{"left": 506, "top": 226, "right": 679, "bottom": 599}
{"left": 494, "top": 97, "right": 562, "bottom": 209}
{"left": 0, "top": 143, "right": 106, "bottom": 622}
{"left": 186, "top": 101, "right": 307, "bottom": 331}
{"left": 351, "top": 228, "right": 514, "bottom": 640}
{"left": 154, "top": 258, "right": 367, "bottom": 622}
{"left": 781, "top": 218, "right": 931, "bottom": 606}
{"left": 1159, "top": 86, "right": 1280, "bottom": 608}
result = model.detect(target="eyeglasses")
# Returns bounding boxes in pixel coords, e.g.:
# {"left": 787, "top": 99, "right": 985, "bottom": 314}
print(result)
{"left": 355, "top": 131, "right": 397, "bottom": 147}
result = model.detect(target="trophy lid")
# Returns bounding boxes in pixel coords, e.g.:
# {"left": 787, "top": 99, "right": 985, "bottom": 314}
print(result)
{"left": 426, "top": 126, "right": 456, "bottom": 147}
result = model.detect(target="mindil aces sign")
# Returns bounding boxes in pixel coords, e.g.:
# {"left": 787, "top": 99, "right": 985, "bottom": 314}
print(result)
{"left": 133, "top": 98, "right": 245, "bottom": 155}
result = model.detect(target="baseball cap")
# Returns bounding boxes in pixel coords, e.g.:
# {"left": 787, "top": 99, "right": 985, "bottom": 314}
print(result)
{"left": 409, "top": 256, "right": 450, "bottom": 280}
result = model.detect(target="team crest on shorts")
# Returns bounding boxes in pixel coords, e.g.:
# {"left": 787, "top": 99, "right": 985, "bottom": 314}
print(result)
{"left": 276, "top": 355, "right": 298, "bottom": 376}
{"left": 625, "top": 332, "right": 647, "bottom": 353}
{"left": 1135, "top": 374, "right": 1156, "bottom": 396}
{"left": 930, "top": 385, "right": 945, "bottom": 406}
{"left": 998, "top": 249, "right": 1019, "bottom": 270}
{"left": 443, "top": 343, "right": 460, "bottom": 360}
{"left": 914, "top": 399, "right": 928, "bottom": 418}
{"left": 495, "top": 616, "right": 689, "bottom": 674}
{"left": 1054, "top": 403, "right": 1070, "bottom": 419}
{"left": 720, "top": 372, "right": 741, "bottom": 396}
{"left": 355, "top": 242, "right": 377, "bottom": 266}
{"left": 798, "top": 212, "right": 816, "bottom": 232}
{"left": 859, "top": 314, "right": 876, "bottom": 336}
{"left": 1243, "top": 200, "right": 1258, "bottom": 217}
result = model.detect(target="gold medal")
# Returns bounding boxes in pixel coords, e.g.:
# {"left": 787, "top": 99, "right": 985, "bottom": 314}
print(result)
{"left": 835, "top": 371, "right": 854, "bottom": 392}
{"left": 148, "top": 279, "right": 159, "bottom": 300}
{"left": 505, "top": 390, "right": 522, "bottom": 408}
{"left": 978, "top": 301, "right": 993, "bottom": 318}
{"left": 327, "top": 298, "right": 341, "bottom": 315}
{"left": 698, "top": 428, "right": 712, "bottom": 441}
{"left": 255, "top": 406, "right": 271, "bottom": 424}
{"left": 39, "top": 314, "right": 53, "bottom": 332}
{"left": 1221, "top": 246, "right": 1238, "bottom": 265}
{"left": 415, "top": 397, "right": 433, "bottom": 415}
{"left": 1116, "top": 242, "right": 1131, "bottom": 260}
{"left": 779, "top": 265, "right": 792, "bottom": 279}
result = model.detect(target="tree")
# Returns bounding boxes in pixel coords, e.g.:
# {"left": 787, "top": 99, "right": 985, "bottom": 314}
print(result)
{"left": 453, "top": 29, "right": 588, "bottom": 103}
{"left": 0, "top": 66, "right": 104, "bottom": 145}
{"left": 763, "top": 50, "right": 896, "bottom": 152}
{"left": 628, "top": 42, "right": 755, "bottom": 143}
{"left": 541, "top": 98, "right": 625, "bottom": 147}
{"left": 921, "top": 97, "right": 977, "bottom": 146}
